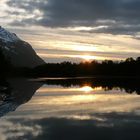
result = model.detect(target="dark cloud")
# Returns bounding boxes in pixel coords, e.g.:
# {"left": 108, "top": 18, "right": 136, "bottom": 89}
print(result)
{"left": 84, "top": 24, "right": 140, "bottom": 35}
{"left": 6, "top": 0, "right": 140, "bottom": 35}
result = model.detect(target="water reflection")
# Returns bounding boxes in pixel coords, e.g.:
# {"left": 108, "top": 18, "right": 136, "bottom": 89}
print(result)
{"left": 37, "top": 85, "right": 100, "bottom": 93}
{"left": 38, "top": 77, "right": 140, "bottom": 94}
{"left": 80, "top": 86, "right": 93, "bottom": 92}
{"left": 1, "top": 112, "right": 140, "bottom": 140}
{"left": 0, "top": 78, "right": 140, "bottom": 116}
{"left": 0, "top": 77, "right": 140, "bottom": 140}
{"left": 0, "top": 77, "right": 140, "bottom": 118}
{"left": 0, "top": 78, "right": 42, "bottom": 117}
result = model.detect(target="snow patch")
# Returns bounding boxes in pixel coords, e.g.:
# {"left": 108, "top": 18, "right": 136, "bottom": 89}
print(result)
{"left": 0, "top": 27, "right": 20, "bottom": 42}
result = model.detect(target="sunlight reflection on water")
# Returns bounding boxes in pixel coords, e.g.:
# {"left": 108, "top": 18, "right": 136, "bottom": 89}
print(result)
{"left": 15, "top": 84, "right": 140, "bottom": 117}
{"left": 37, "top": 85, "right": 102, "bottom": 93}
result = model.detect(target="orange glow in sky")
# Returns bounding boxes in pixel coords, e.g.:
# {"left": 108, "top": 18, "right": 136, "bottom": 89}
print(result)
{"left": 81, "top": 55, "right": 97, "bottom": 61}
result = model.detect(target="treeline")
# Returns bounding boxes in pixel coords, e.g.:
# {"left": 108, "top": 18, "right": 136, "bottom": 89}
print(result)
{"left": 29, "top": 57, "right": 140, "bottom": 77}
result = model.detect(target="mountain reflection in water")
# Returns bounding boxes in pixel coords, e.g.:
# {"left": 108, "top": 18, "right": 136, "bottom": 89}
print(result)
{"left": 0, "top": 78, "right": 42, "bottom": 117}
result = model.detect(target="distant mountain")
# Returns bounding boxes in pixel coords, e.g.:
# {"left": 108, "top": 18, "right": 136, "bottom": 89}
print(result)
{"left": 0, "top": 26, "right": 45, "bottom": 68}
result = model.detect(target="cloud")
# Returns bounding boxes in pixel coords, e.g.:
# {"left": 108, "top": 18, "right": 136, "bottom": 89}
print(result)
{"left": 6, "top": 0, "right": 140, "bottom": 35}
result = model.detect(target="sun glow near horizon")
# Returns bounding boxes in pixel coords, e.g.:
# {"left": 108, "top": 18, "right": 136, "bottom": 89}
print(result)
{"left": 37, "top": 52, "right": 103, "bottom": 63}
{"left": 81, "top": 55, "right": 98, "bottom": 62}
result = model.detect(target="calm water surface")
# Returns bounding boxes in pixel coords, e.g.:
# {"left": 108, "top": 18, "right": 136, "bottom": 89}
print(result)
{"left": 0, "top": 78, "right": 140, "bottom": 140}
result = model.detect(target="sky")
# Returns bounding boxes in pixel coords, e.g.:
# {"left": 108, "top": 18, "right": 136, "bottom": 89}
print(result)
{"left": 1, "top": 0, "right": 140, "bottom": 63}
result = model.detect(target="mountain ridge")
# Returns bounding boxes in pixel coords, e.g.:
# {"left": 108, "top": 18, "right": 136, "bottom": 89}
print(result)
{"left": 0, "top": 26, "right": 45, "bottom": 68}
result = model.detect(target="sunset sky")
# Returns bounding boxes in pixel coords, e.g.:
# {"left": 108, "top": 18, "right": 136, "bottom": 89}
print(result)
{"left": 1, "top": 0, "right": 140, "bottom": 63}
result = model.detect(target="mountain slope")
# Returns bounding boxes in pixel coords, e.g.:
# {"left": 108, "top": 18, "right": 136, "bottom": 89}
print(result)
{"left": 0, "top": 26, "right": 45, "bottom": 68}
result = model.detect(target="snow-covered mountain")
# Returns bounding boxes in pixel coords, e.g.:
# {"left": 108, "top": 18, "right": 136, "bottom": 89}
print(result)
{"left": 0, "top": 26, "right": 45, "bottom": 68}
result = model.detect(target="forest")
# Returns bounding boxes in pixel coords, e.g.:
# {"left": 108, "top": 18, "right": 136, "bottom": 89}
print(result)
{"left": 30, "top": 57, "right": 140, "bottom": 77}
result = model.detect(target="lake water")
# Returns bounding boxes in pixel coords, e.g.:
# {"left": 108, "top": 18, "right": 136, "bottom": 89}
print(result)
{"left": 0, "top": 77, "right": 140, "bottom": 140}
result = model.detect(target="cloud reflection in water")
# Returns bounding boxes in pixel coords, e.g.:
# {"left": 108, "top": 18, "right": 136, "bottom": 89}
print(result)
{"left": 0, "top": 78, "right": 140, "bottom": 140}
